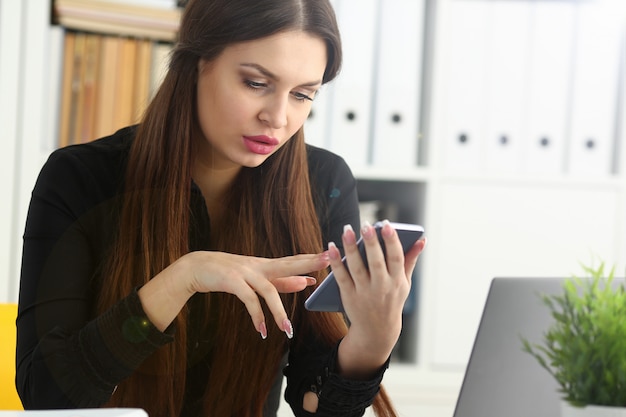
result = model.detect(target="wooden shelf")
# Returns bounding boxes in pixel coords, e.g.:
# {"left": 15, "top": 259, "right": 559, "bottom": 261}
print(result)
{"left": 54, "top": 0, "right": 182, "bottom": 41}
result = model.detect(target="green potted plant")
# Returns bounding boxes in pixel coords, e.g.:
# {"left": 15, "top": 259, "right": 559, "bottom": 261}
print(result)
{"left": 522, "top": 262, "right": 626, "bottom": 417}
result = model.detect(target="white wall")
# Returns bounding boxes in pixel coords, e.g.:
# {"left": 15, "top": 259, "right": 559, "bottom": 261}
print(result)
{"left": 0, "top": 1, "right": 25, "bottom": 303}
{"left": 0, "top": 0, "right": 57, "bottom": 303}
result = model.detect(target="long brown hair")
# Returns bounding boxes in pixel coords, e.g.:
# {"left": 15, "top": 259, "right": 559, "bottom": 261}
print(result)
{"left": 98, "top": 0, "right": 397, "bottom": 415}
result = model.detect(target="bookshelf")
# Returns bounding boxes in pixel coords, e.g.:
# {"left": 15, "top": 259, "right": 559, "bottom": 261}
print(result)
{"left": 52, "top": 0, "right": 178, "bottom": 147}
{"left": 57, "top": 31, "right": 172, "bottom": 147}
{"left": 1, "top": 0, "right": 181, "bottom": 303}
{"left": 424, "top": 0, "right": 626, "bottom": 376}
{"left": 4, "top": 1, "right": 626, "bottom": 416}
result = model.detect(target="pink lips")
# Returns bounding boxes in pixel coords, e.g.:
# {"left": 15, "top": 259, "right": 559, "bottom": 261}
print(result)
{"left": 243, "top": 135, "right": 279, "bottom": 155}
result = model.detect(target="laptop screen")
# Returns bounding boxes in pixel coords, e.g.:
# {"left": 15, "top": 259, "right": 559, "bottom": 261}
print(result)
{"left": 453, "top": 277, "right": 566, "bottom": 417}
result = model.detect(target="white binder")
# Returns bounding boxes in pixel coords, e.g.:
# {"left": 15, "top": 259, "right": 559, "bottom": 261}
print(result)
{"left": 442, "top": 0, "right": 491, "bottom": 173}
{"left": 567, "top": 1, "right": 622, "bottom": 177}
{"left": 523, "top": 1, "right": 575, "bottom": 175}
{"left": 325, "top": 0, "right": 378, "bottom": 170}
{"left": 371, "top": 0, "right": 425, "bottom": 169}
{"left": 304, "top": 0, "right": 335, "bottom": 149}
{"left": 483, "top": 1, "right": 531, "bottom": 174}
{"left": 303, "top": 83, "right": 332, "bottom": 149}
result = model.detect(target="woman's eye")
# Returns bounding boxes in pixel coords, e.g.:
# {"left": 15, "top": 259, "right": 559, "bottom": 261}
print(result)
{"left": 292, "top": 92, "right": 314, "bottom": 102}
{"left": 245, "top": 80, "right": 267, "bottom": 90}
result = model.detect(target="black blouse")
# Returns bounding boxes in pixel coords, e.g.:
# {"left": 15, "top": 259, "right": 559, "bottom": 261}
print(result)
{"left": 16, "top": 126, "right": 388, "bottom": 416}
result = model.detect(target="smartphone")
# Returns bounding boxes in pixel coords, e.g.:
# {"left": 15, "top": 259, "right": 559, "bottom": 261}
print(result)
{"left": 304, "top": 221, "right": 424, "bottom": 312}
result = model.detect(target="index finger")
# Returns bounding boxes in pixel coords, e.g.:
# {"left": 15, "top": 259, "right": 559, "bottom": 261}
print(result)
{"left": 259, "top": 253, "right": 329, "bottom": 278}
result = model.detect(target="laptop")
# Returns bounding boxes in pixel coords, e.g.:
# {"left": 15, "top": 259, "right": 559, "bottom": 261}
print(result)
{"left": 452, "top": 277, "right": 579, "bottom": 417}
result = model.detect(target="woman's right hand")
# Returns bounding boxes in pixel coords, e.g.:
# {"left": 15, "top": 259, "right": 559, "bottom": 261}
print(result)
{"left": 138, "top": 251, "right": 329, "bottom": 338}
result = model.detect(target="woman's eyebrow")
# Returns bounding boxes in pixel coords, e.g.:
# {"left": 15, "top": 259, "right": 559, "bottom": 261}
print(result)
{"left": 240, "top": 62, "right": 322, "bottom": 87}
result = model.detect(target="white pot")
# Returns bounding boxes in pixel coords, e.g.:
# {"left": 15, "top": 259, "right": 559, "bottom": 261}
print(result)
{"left": 562, "top": 401, "right": 626, "bottom": 417}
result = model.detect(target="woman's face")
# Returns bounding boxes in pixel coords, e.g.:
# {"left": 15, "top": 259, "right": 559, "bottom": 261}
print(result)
{"left": 195, "top": 30, "right": 327, "bottom": 171}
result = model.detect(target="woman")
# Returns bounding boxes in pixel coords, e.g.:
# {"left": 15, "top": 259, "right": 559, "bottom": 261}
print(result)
{"left": 16, "top": 0, "right": 425, "bottom": 416}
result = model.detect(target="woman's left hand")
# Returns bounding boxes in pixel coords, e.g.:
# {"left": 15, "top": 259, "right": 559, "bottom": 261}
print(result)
{"left": 330, "top": 219, "right": 426, "bottom": 379}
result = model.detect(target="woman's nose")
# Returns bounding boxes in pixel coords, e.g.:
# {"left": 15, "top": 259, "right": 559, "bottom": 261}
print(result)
{"left": 258, "top": 96, "right": 288, "bottom": 129}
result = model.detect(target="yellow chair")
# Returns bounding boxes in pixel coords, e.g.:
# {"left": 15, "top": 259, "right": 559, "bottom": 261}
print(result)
{"left": 0, "top": 303, "right": 23, "bottom": 410}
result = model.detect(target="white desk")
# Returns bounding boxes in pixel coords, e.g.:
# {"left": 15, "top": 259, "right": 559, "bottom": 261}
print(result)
{"left": 0, "top": 409, "right": 147, "bottom": 417}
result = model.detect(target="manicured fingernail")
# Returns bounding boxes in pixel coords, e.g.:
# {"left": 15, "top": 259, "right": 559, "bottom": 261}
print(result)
{"left": 342, "top": 224, "right": 356, "bottom": 244}
{"left": 306, "top": 277, "right": 317, "bottom": 286}
{"left": 283, "top": 319, "right": 293, "bottom": 339}
{"left": 361, "top": 220, "right": 374, "bottom": 238}
{"left": 381, "top": 219, "right": 394, "bottom": 237}
{"left": 259, "top": 322, "right": 267, "bottom": 340}
{"left": 328, "top": 241, "right": 340, "bottom": 260}
{"left": 320, "top": 250, "right": 330, "bottom": 261}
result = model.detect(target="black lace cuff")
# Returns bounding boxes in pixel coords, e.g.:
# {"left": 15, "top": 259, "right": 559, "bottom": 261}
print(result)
{"left": 91, "top": 288, "right": 175, "bottom": 383}
{"left": 284, "top": 339, "right": 390, "bottom": 417}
